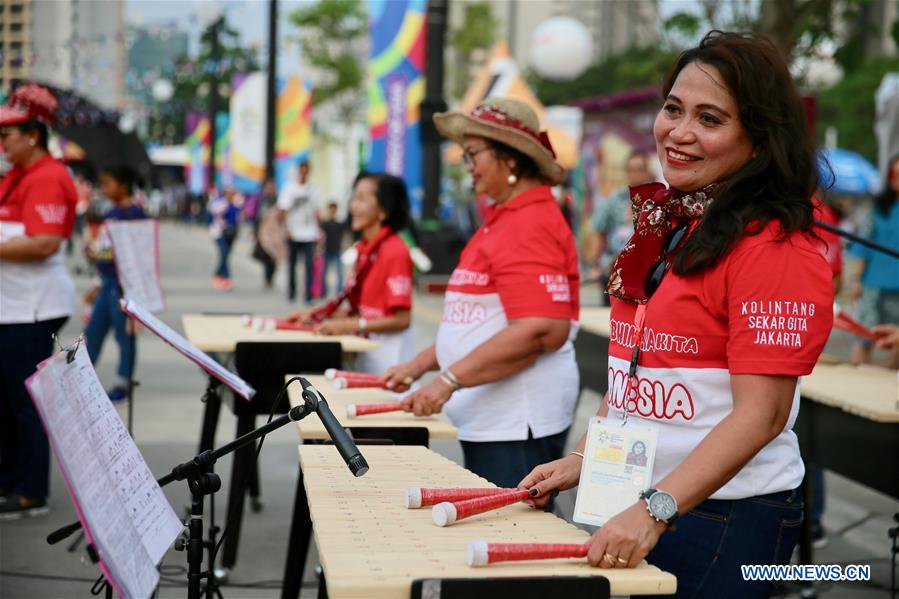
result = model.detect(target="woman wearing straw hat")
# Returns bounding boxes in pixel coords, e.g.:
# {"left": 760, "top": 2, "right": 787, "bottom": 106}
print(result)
{"left": 384, "top": 98, "right": 580, "bottom": 489}
{"left": 0, "top": 84, "right": 78, "bottom": 519}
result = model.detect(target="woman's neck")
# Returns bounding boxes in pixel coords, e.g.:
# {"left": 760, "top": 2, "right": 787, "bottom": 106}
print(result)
{"left": 493, "top": 178, "right": 541, "bottom": 205}
{"left": 361, "top": 222, "right": 384, "bottom": 241}
{"left": 21, "top": 148, "right": 47, "bottom": 169}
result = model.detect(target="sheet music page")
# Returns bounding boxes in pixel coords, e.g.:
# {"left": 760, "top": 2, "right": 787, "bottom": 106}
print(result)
{"left": 26, "top": 344, "right": 182, "bottom": 599}
{"left": 106, "top": 219, "right": 165, "bottom": 313}
{"left": 121, "top": 298, "right": 256, "bottom": 400}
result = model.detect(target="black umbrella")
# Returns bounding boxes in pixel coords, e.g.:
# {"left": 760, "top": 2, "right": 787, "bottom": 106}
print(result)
{"left": 31, "top": 82, "right": 153, "bottom": 184}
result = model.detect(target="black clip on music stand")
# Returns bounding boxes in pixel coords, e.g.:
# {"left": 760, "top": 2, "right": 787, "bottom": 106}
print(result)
{"left": 48, "top": 386, "right": 324, "bottom": 599}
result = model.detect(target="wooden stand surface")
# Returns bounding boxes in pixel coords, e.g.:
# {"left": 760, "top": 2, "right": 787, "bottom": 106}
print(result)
{"left": 181, "top": 314, "right": 379, "bottom": 353}
{"left": 288, "top": 375, "right": 458, "bottom": 440}
{"left": 298, "top": 445, "right": 677, "bottom": 599}
{"left": 801, "top": 361, "right": 898, "bottom": 423}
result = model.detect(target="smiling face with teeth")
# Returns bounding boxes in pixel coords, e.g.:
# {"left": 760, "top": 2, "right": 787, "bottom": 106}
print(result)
{"left": 653, "top": 61, "right": 755, "bottom": 192}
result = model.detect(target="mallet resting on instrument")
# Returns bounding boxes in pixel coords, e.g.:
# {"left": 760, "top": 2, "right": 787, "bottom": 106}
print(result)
{"left": 346, "top": 402, "right": 402, "bottom": 417}
{"left": 432, "top": 488, "right": 534, "bottom": 526}
{"left": 467, "top": 540, "right": 590, "bottom": 566}
{"left": 404, "top": 486, "right": 519, "bottom": 509}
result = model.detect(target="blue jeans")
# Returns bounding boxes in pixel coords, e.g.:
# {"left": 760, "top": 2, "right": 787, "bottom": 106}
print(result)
{"left": 636, "top": 488, "right": 803, "bottom": 599}
{"left": 85, "top": 275, "right": 136, "bottom": 382}
{"left": 0, "top": 317, "right": 67, "bottom": 498}
{"left": 460, "top": 429, "right": 568, "bottom": 490}
{"left": 215, "top": 235, "right": 234, "bottom": 279}
{"left": 323, "top": 251, "right": 344, "bottom": 296}
{"left": 287, "top": 240, "right": 315, "bottom": 302}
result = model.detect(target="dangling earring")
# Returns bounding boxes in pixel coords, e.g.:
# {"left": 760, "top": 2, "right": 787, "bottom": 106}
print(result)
{"left": 507, "top": 173, "right": 518, "bottom": 185}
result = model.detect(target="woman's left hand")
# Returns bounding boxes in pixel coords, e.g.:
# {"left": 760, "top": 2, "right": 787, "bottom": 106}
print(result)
{"left": 399, "top": 377, "right": 453, "bottom": 416}
{"left": 586, "top": 502, "right": 666, "bottom": 569}
{"left": 314, "top": 318, "right": 359, "bottom": 336}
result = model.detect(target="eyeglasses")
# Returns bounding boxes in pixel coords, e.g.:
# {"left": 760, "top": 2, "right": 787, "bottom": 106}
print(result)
{"left": 644, "top": 223, "right": 689, "bottom": 297}
{"left": 462, "top": 146, "right": 491, "bottom": 168}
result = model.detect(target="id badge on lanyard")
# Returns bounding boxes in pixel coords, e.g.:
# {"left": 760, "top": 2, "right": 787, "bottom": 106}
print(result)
{"left": 572, "top": 304, "right": 659, "bottom": 526}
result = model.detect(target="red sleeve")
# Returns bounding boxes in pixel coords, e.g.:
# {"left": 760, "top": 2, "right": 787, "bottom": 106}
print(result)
{"left": 491, "top": 218, "right": 577, "bottom": 320}
{"left": 380, "top": 245, "right": 413, "bottom": 314}
{"left": 21, "top": 174, "right": 76, "bottom": 237}
{"left": 725, "top": 236, "right": 834, "bottom": 375}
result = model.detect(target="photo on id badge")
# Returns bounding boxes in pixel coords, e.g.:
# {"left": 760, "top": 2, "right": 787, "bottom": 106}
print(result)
{"left": 573, "top": 418, "right": 658, "bottom": 527}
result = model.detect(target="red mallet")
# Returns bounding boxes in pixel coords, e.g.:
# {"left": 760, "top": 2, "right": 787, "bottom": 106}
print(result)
{"left": 467, "top": 540, "right": 590, "bottom": 566}
{"left": 405, "top": 487, "right": 519, "bottom": 509}
{"left": 274, "top": 318, "right": 315, "bottom": 332}
{"left": 334, "top": 377, "right": 389, "bottom": 390}
{"left": 325, "top": 369, "right": 381, "bottom": 382}
{"left": 346, "top": 402, "right": 403, "bottom": 417}
{"left": 833, "top": 303, "right": 877, "bottom": 341}
{"left": 432, "top": 488, "right": 535, "bottom": 526}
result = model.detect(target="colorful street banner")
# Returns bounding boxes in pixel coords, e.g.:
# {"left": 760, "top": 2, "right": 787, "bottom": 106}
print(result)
{"left": 230, "top": 72, "right": 267, "bottom": 193}
{"left": 230, "top": 72, "right": 313, "bottom": 193}
{"left": 214, "top": 111, "right": 232, "bottom": 188}
{"left": 184, "top": 112, "right": 210, "bottom": 195}
{"left": 366, "top": 0, "right": 426, "bottom": 216}
{"left": 275, "top": 76, "right": 313, "bottom": 189}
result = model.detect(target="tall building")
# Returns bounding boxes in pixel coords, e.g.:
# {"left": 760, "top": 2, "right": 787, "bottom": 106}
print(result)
{"left": 0, "top": 0, "right": 33, "bottom": 96}
{"left": 448, "top": 0, "right": 659, "bottom": 76}
{"left": 0, "top": 0, "right": 125, "bottom": 108}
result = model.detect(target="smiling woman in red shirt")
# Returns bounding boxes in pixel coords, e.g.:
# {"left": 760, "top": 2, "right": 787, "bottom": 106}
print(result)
{"left": 0, "top": 84, "right": 77, "bottom": 519}
{"left": 287, "top": 172, "right": 414, "bottom": 374}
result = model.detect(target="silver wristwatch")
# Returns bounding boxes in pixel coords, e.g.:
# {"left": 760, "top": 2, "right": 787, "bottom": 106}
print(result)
{"left": 641, "top": 488, "right": 679, "bottom": 527}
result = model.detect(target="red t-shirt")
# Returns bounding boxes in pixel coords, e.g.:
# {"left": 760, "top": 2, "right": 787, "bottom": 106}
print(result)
{"left": 0, "top": 155, "right": 77, "bottom": 237}
{"left": 356, "top": 230, "right": 413, "bottom": 320}
{"left": 606, "top": 219, "right": 833, "bottom": 499}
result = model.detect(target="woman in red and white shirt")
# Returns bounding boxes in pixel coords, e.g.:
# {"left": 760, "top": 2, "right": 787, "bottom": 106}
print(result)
{"left": 522, "top": 32, "right": 833, "bottom": 598}
{"left": 288, "top": 172, "right": 413, "bottom": 374}
{"left": 384, "top": 98, "right": 580, "bottom": 490}
{"left": 0, "top": 85, "right": 77, "bottom": 518}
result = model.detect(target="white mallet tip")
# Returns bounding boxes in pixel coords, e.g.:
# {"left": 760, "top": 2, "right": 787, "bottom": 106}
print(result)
{"left": 334, "top": 377, "right": 348, "bottom": 390}
{"left": 467, "top": 540, "right": 489, "bottom": 566}
{"left": 431, "top": 502, "right": 457, "bottom": 527}
{"left": 346, "top": 404, "right": 357, "bottom": 417}
{"left": 324, "top": 368, "right": 337, "bottom": 380}
{"left": 404, "top": 487, "right": 422, "bottom": 509}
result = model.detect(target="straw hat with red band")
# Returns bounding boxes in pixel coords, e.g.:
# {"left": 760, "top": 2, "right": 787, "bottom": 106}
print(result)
{"left": 0, "top": 83, "right": 58, "bottom": 127}
{"left": 433, "top": 97, "right": 566, "bottom": 185}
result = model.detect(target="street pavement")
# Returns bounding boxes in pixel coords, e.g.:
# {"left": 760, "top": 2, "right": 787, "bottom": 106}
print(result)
{"left": 0, "top": 222, "right": 894, "bottom": 598}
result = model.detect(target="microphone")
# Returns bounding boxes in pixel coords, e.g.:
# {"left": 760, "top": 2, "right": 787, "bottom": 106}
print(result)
{"left": 299, "top": 377, "right": 369, "bottom": 477}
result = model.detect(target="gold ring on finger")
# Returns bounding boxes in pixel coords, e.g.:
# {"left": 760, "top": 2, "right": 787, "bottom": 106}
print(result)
{"left": 616, "top": 557, "right": 628, "bottom": 565}
{"left": 603, "top": 553, "right": 617, "bottom": 564}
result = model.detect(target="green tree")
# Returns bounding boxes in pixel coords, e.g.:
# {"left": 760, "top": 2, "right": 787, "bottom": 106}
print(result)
{"left": 448, "top": 2, "right": 498, "bottom": 99}
{"left": 147, "top": 19, "right": 260, "bottom": 145}
{"left": 289, "top": 0, "right": 366, "bottom": 121}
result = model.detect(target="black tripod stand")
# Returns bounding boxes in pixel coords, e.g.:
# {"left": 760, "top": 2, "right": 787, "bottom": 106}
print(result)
{"left": 48, "top": 380, "right": 344, "bottom": 599}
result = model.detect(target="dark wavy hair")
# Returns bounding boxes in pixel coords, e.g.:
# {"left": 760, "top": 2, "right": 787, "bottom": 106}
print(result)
{"left": 488, "top": 140, "right": 543, "bottom": 183}
{"left": 354, "top": 171, "right": 410, "bottom": 232}
{"left": 666, "top": 31, "right": 819, "bottom": 276}
{"left": 101, "top": 164, "right": 140, "bottom": 195}
{"left": 874, "top": 153, "right": 899, "bottom": 217}
{"left": 14, "top": 118, "right": 49, "bottom": 150}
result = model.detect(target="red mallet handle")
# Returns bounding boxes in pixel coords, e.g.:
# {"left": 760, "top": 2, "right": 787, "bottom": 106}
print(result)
{"left": 832, "top": 304, "right": 876, "bottom": 341}
{"left": 346, "top": 402, "right": 402, "bottom": 417}
{"left": 325, "top": 369, "right": 381, "bottom": 381}
{"left": 432, "top": 489, "right": 533, "bottom": 526}
{"left": 334, "top": 377, "right": 389, "bottom": 390}
{"left": 467, "top": 541, "right": 590, "bottom": 566}
{"left": 274, "top": 319, "right": 315, "bottom": 332}
{"left": 405, "top": 487, "right": 519, "bottom": 509}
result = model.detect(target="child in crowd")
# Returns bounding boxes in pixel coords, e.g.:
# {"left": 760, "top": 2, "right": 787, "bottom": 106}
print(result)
{"left": 84, "top": 165, "right": 146, "bottom": 402}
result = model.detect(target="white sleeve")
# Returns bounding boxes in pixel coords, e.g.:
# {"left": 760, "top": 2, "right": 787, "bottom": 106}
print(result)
{"left": 276, "top": 183, "right": 294, "bottom": 211}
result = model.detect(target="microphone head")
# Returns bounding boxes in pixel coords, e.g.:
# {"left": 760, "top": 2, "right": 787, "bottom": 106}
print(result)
{"left": 348, "top": 454, "right": 369, "bottom": 477}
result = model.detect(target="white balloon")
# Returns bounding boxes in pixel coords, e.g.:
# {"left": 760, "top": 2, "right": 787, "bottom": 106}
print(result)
{"left": 152, "top": 79, "right": 174, "bottom": 102}
{"left": 119, "top": 113, "right": 137, "bottom": 133}
{"left": 530, "top": 17, "right": 593, "bottom": 81}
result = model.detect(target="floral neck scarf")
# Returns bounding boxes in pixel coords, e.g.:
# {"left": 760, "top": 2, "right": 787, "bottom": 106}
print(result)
{"left": 607, "top": 182, "right": 719, "bottom": 303}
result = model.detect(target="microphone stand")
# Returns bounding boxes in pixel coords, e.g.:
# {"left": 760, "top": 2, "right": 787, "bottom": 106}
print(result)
{"left": 48, "top": 395, "right": 321, "bottom": 599}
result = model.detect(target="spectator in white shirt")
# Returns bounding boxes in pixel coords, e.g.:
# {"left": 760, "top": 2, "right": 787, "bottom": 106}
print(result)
{"left": 276, "top": 161, "right": 320, "bottom": 303}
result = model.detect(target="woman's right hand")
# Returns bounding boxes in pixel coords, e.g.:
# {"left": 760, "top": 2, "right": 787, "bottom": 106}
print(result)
{"left": 382, "top": 359, "right": 423, "bottom": 392}
{"left": 83, "top": 286, "right": 99, "bottom": 305}
{"left": 518, "top": 454, "right": 584, "bottom": 508}
{"left": 286, "top": 308, "right": 313, "bottom": 323}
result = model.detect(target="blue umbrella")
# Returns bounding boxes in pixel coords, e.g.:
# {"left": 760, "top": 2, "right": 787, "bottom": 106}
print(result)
{"left": 818, "top": 147, "right": 881, "bottom": 195}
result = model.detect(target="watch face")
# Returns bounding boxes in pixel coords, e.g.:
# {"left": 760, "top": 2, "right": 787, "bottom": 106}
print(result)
{"left": 649, "top": 492, "right": 677, "bottom": 520}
